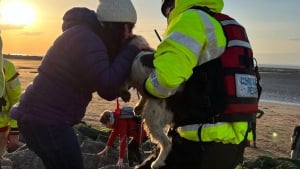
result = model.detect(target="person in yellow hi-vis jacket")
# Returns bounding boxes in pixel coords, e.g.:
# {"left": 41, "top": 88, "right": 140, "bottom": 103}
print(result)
{"left": 0, "top": 33, "right": 22, "bottom": 168}
{"left": 135, "top": 0, "right": 262, "bottom": 169}
{"left": 0, "top": 32, "right": 5, "bottom": 109}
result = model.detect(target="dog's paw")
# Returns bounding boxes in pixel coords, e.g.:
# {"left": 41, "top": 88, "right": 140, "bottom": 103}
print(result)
{"left": 151, "top": 161, "right": 166, "bottom": 169}
{"left": 134, "top": 105, "right": 143, "bottom": 115}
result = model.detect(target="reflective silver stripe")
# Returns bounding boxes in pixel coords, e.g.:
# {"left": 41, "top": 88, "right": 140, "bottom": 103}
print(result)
{"left": 177, "top": 122, "right": 226, "bottom": 131}
{"left": 151, "top": 32, "right": 201, "bottom": 97}
{"left": 6, "top": 78, "right": 20, "bottom": 90}
{"left": 177, "top": 124, "right": 202, "bottom": 132}
{"left": 196, "top": 10, "right": 225, "bottom": 65}
{"left": 149, "top": 70, "right": 177, "bottom": 98}
{"left": 228, "top": 40, "right": 251, "bottom": 48}
{"left": 202, "top": 122, "right": 227, "bottom": 129}
{"left": 166, "top": 32, "right": 201, "bottom": 58}
{"left": 220, "top": 20, "right": 251, "bottom": 48}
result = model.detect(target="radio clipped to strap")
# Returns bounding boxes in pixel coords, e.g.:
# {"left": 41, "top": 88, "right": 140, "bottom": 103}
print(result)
{"left": 253, "top": 57, "right": 262, "bottom": 100}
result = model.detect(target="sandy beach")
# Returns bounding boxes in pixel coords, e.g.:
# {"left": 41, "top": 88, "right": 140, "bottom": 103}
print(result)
{"left": 6, "top": 55, "right": 300, "bottom": 160}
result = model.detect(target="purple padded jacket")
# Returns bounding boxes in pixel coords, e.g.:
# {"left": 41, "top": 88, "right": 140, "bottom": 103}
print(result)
{"left": 11, "top": 8, "right": 140, "bottom": 126}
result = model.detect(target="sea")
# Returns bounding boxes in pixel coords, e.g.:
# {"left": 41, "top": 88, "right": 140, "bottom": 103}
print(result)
{"left": 259, "top": 64, "right": 300, "bottom": 106}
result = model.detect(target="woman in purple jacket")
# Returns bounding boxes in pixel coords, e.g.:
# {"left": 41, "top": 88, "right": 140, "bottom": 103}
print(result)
{"left": 10, "top": 0, "right": 150, "bottom": 169}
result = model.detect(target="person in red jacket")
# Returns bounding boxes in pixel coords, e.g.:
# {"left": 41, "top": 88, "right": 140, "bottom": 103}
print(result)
{"left": 98, "top": 106, "right": 148, "bottom": 168}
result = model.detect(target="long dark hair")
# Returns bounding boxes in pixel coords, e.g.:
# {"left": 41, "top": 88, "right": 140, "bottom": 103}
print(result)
{"left": 99, "top": 22, "right": 135, "bottom": 63}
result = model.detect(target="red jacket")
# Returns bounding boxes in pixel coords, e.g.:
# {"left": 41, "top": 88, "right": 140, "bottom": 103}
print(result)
{"left": 106, "top": 112, "right": 147, "bottom": 159}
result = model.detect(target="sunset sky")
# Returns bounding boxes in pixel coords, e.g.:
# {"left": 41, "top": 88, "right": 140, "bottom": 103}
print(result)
{"left": 0, "top": 0, "right": 299, "bottom": 67}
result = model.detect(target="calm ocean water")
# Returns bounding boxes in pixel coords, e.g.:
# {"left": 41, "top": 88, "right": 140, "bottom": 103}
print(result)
{"left": 259, "top": 66, "right": 300, "bottom": 106}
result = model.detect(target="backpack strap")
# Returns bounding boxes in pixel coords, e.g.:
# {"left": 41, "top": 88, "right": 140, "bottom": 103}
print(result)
{"left": 115, "top": 98, "right": 121, "bottom": 115}
{"left": 253, "top": 57, "right": 263, "bottom": 100}
{"left": 189, "top": 6, "right": 215, "bottom": 16}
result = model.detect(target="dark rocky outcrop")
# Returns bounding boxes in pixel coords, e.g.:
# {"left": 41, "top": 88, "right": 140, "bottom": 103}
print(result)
{"left": 1, "top": 122, "right": 136, "bottom": 169}
{"left": 244, "top": 156, "right": 300, "bottom": 169}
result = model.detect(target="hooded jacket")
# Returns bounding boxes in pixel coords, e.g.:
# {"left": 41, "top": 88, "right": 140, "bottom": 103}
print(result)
{"left": 0, "top": 36, "right": 5, "bottom": 100}
{"left": 145, "top": 0, "right": 225, "bottom": 98}
{"left": 145, "top": 0, "right": 251, "bottom": 144}
{"left": 11, "top": 7, "right": 140, "bottom": 126}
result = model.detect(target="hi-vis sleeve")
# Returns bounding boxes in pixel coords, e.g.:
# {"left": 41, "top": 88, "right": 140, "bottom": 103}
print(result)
{"left": 177, "top": 122, "right": 252, "bottom": 144}
{"left": 145, "top": 9, "right": 225, "bottom": 98}
{"left": 0, "top": 34, "right": 5, "bottom": 98}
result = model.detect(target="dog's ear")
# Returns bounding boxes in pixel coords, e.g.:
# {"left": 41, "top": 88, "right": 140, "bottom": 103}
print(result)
{"left": 140, "top": 53, "right": 154, "bottom": 68}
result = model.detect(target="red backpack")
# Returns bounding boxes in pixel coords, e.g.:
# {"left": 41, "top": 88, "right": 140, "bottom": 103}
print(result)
{"left": 212, "top": 12, "right": 262, "bottom": 122}
{"left": 167, "top": 7, "right": 262, "bottom": 126}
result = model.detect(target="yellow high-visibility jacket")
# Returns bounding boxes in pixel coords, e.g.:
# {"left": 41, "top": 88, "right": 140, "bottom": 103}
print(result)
{"left": 0, "top": 35, "right": 5, "bottom": 99}
{"left": 145, "top": 0, "right": 251, "bottom": 144}
{"left": 177, "top": 122, "right": 253, "bottom": 144}
{"left": 0, "top": 59, "right": 21, "bottom": 132}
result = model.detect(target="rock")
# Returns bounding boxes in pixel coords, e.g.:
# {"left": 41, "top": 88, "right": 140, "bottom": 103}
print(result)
{"left": 74, "top": 122, "right": 111, "bottom": 143}
{"left": 1, "top": 158, "right": 12, "bottom": 169}
{"left": 3, "top": 140, "right": 119, "bottom": 169}
{"left": 81, "top": 140, "right": 106, "bottom": 154}
{"left": 98, "top": 165, "right": 134, "bottom": 169}
{"left": 244, "top": 156, "right": 300, "bottom": 169}
{"left": 4, "top": 148, "right": 45, "bottom": 169}
{"left": 81, "top": 140, "right": 119, "bottom": 169}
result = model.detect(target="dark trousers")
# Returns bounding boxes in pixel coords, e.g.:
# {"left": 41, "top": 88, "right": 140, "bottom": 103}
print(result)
{"left": 135, "top": 134, "right": 244, "bottom": 169}
{"left": 128, "top": 138, "right": 143, "bottom": 167}
{"left": 252, "top": 122, "right": 257, "bottom": 146}
{"left": 18, "top": 122, "right": 84, "bottom": 169}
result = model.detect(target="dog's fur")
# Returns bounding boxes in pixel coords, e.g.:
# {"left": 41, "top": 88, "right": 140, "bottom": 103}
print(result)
{"left": 124, "top": 51, "right": 174, "bottom": 169}
{"left": 133, "top": 145, "right": 160, "bottom": 169}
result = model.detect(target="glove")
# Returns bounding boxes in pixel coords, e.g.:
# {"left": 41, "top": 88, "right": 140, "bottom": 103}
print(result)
{"left": 116, "top": 158, "right": 125, "bottom": 169}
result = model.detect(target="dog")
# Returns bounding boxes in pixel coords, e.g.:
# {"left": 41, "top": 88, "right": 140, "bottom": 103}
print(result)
{"left": 123, "top": 51, "right": 174, "bottom": 169}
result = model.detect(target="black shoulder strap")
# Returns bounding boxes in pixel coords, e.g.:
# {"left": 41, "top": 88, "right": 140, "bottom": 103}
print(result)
{"left": 189, "top": 6, "right": 215, "bottom": 16}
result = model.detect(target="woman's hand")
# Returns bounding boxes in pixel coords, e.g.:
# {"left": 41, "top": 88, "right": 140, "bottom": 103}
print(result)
{"left": 116, "top": 158, "right": 125, "bottom": 169}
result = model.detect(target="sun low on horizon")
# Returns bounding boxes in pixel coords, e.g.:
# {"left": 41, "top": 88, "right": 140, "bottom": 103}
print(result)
{"left": 0, "top": 1, "right": 36, "bottom": 27}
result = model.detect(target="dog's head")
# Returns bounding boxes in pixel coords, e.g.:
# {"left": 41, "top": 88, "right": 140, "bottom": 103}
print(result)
{"left": 131, "top": 51, "right": 154, "bottom": 89}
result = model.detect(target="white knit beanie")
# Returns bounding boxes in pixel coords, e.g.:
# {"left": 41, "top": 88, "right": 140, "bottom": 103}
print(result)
{"left": 96, "top": 0, "right": 137, "bottom": 23}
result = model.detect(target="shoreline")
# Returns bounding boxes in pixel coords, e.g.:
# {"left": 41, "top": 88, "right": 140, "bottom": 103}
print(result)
{"left": 4, "top": 54, "right": 300, "bottom": 70}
